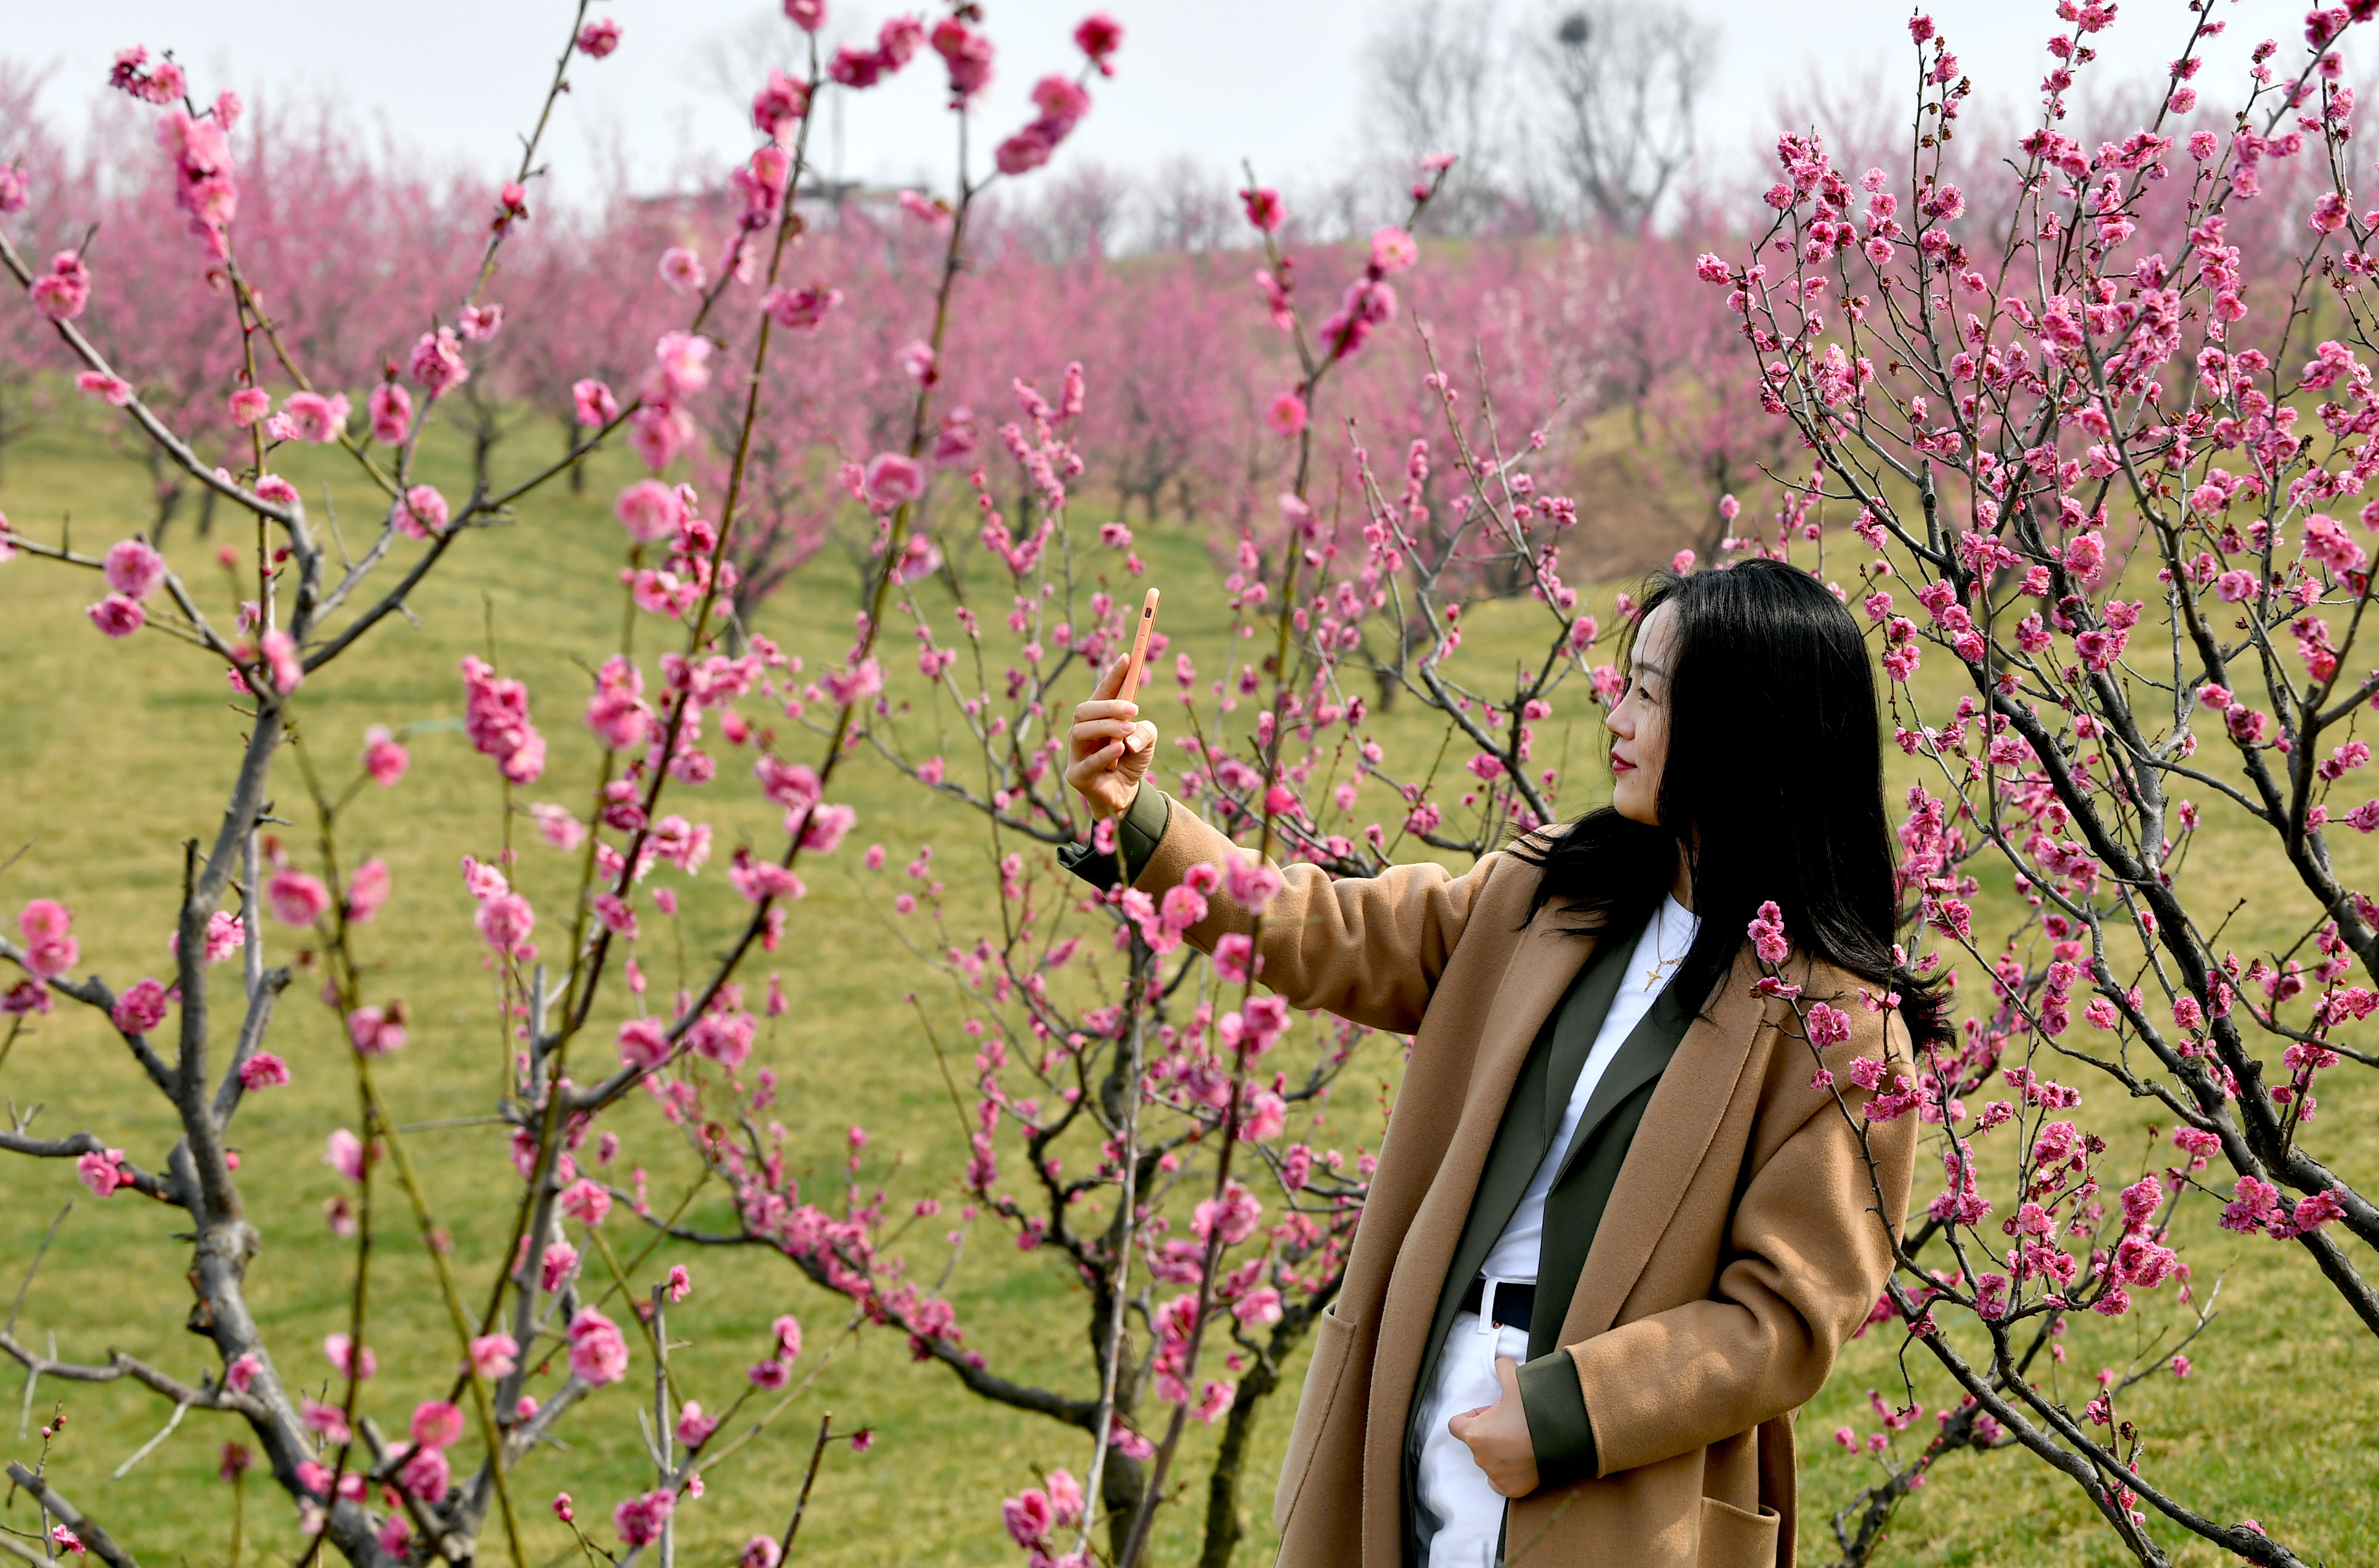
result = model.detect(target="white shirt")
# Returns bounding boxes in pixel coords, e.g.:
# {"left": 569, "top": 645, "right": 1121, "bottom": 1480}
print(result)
{"left": 1477, "top": 894, "right": 1699, "bottom": 1283}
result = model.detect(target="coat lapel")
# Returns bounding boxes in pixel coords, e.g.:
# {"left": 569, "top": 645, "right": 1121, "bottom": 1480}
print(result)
{"left": 1540, "top": 929, "right": 1638, "bottom": 1150}
{"left": 1559, "top": 950, "right": 1773, "bottom": 1343}
{"left": 1363, "top": 911, "right": 1600, "bottom": 1543}
{"left": 1546, "top": 976, "right": 1691, "bottom": 1192}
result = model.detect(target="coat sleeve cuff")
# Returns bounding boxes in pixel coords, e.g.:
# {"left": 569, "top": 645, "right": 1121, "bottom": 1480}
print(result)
{"left": 1056, "top": 786, "right": 1171, "bottom": 891}
{"left": 1517, "top": 1349, "right": 1599, "bottom": 1489}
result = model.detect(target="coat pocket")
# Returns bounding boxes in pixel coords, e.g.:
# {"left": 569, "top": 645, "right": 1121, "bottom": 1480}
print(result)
{"left": 1696, "top": 1493, "right": 1781, "bottom": 1568}
{"left": 1274, "top": 1301, "right": 1360, "bottom": 1529}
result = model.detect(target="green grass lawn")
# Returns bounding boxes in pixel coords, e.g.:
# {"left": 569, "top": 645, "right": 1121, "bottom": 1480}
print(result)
{"left": 0, "top": 402, "right": 2371, "bottom": 1567}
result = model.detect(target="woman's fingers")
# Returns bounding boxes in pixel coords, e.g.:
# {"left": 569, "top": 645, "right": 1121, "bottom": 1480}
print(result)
{"left": 1065, "top": 738, "right": 1125, "bottom": 777}
{"left": 1067, "top": 659, "right": 1156, "bottom": 817}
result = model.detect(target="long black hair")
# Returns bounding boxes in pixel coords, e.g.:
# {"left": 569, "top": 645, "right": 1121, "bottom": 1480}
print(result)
{"left": 1511, "top": 557, "right": 1949, "bottom": 1048}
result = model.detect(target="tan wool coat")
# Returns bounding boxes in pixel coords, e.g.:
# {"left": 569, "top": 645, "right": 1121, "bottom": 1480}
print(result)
{"left": 1128, "top": 797, "right": 1919, "bottom": 1567}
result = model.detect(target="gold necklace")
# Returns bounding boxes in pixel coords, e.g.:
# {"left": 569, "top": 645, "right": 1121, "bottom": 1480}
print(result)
{"left": 1644, "top": 910, "right": 1682, "bottom": 992}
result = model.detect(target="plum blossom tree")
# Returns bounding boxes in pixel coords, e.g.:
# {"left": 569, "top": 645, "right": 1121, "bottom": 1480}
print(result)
{"left": 0, "top": 6, "right": 1128, "bottom": 1564}
{"left": 1692, "top": 6, "right": 2379, "bottom": 1564}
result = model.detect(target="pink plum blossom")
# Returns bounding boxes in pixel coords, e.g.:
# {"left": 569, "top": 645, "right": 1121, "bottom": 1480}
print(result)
{"left": 367, "top": 382, "right": 412, "bottom": 443}
{"left": 344, "top": 858, "right": 390, "bottom": 924}
{"left": 399, "top": 1445, "right": 451, "bottom": 1503}
{"left": 325, "top": 1129, "right": 366, "bottom": 1182}
{"left": 76, "top": 1149, "right": 127, "bottom": 1197}
{"left": 559, "top": 1178, "right": 613, "bottom": 1227}
{"left": 567, "top": 1307, "right": 630, "bottom": 1384}
{"left": 109, "top": 977, "right": 169, "bottom": 1035}
{"left": 346, "top": 1004, "right": 406, "bottom": 1056}
{"left": 1221, "top": 853, "right": 1282, "bottom": 911}
{"left": 615, "top": 479, "right": 688, "bottom": 541}
{"left": 395, "top": 484, "right": 449, "bottom": 540}
{"left": 408, "top": 327, "right": 469, "bottom": 395}
{"left": 17, "top": 901, "right": 76, "bottom": 978}
{"left": 1264, "top": 391, "right": 1308, "bottom": 436}
{"left": 461, "top": 656, "right": 546, "bottom": 782}
{"left": 30, "top": 251, "right": 91, "bottom": 321}
{"left": 613, "top": 1490, "right": 674, "bottom": 1546}
{"left": 618, "top": 1016, "right": 671, "bottom": 1070}
{"left": 658, "top": 247, "right": 706, "bottom": 294}
{"left": 573, "top": 379, "right": 619, "bottom": 426}
{"left": 410, "top": 1400, "right": 465, "bottom": 1450}
{"left": 474, "top": 892, "right": 535, "bottom": 956}
{"left": 104, "top": 540, "right": 166, "bottom": 599}
{"left": 752, "top": 69, "right": 810, "bottom": 142}
{"left": 265, "top": 867, "right": 329, "bottom": 926}
{"left": 361, "top": 725, "right": 408, "bottom": 785}
{"left": 576, "top": 17, "right": 621, "bottom": 57}
{"left": 469, "top": 1333, "right": 519, "bottom": 1378}
{"left": 761, "top": 283, "right": 840, "bottom": 331}
{"left": 862, "top": 452, "right": 924, "bottom": 511}
{"left": 653, "top": 330, "right": 712, "bottom": 396}
{"left": 259, "top": 629, "right": 302, "bottom": 693}
{"left": 281, "top": 391, "right": 349, "bottom": 442}
{"left": 87, "top": 596, "right": 146, "bottom": 639}
{"left": 325, "top": 1333, "right": 376, "bottom": 1380}
{"left": 1370, "top": 226, "right": 1419, "bottom": 273}
{"left": 1075, "top": 12, "right": 1121, "bottom": 71}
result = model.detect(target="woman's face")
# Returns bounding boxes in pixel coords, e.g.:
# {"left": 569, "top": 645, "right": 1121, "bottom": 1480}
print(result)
{"left": 1607, "top": 603, "right": 1676, "bottom": 827}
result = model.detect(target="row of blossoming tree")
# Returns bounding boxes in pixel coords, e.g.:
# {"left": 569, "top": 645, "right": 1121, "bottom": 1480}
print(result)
{"left": 0, "top": 51, "right": 1831, "bottom": 591}
{"left": 2, "top": 1, "right": 2374, "bottom": 1566}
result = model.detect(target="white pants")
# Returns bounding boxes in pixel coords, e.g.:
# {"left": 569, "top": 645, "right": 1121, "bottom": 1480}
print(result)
{"left": 1412, "top": 1309, "right": 1530, "bottom": 1568}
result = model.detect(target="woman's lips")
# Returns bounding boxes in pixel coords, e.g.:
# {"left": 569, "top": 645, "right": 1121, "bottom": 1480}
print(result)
{"left": 1612, "top": 754, "right": 1636, "bottom": 773}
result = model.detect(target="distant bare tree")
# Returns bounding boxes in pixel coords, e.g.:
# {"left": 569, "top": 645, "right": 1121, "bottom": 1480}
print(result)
{"left": 1363, "top": 0, "right": 1522, "bottom": 234}
{"left": 1136, "top": 156, "right": 1237, "bottom": 254}
{"left": 1015, "top": 161, "right": 1136, "bottom": 262}
{"left": 1533, "top": 1, "right": 1714, "bottom": 231}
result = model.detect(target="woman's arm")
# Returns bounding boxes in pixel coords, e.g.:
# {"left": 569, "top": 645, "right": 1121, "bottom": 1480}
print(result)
{"left": 1061, "top": 655, "right": 1509, "bottom": 1032}
{"left": 1115, "top": 786, "right": 1502, "bottom": 1033}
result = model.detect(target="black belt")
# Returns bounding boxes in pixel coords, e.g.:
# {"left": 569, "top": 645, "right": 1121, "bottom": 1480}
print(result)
{"left": 1456, "top": 1277, "right": 1535, "bottom": 1333}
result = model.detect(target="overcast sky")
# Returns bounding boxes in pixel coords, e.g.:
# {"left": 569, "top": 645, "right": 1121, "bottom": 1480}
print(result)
{"left": 0, "top": 1, "right": 2325, "bottom": 208}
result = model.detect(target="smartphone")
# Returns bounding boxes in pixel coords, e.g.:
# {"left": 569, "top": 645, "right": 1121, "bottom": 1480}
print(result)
{"left": 1117, "top": 588, "right": 1160, "bottom": 704}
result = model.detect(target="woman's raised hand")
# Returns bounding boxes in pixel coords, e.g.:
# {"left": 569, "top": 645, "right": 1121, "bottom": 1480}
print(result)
{"left": 1065, "top": 653, "right": 1160, "bottom": 819}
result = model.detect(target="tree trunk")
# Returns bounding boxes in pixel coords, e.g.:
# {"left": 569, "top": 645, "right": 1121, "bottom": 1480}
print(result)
{"left": 1198, "top": 1305, "right": 1321, "bottom": 1568}
{"left": 565, "top": 412, "right": 586, "bottom": 495}
{"left": 1102, "top": 1447, "right": 1147, "bottom": 1561}
{"left": 147, "top": 443, "right": 185, "bottom": 546}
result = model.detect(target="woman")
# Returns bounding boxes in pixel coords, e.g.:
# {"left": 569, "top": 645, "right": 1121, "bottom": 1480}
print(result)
{"left": 1062, "top": 560, "right": 1936, "bottom": 1567}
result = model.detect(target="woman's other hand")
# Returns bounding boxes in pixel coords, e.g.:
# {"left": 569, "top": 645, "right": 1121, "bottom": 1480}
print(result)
{"left": 1065, "top": 653, "right": 1159, "bottom": 819}
{"left": 1447, "top": 1357, "right": 1541, "bottom": 1498}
